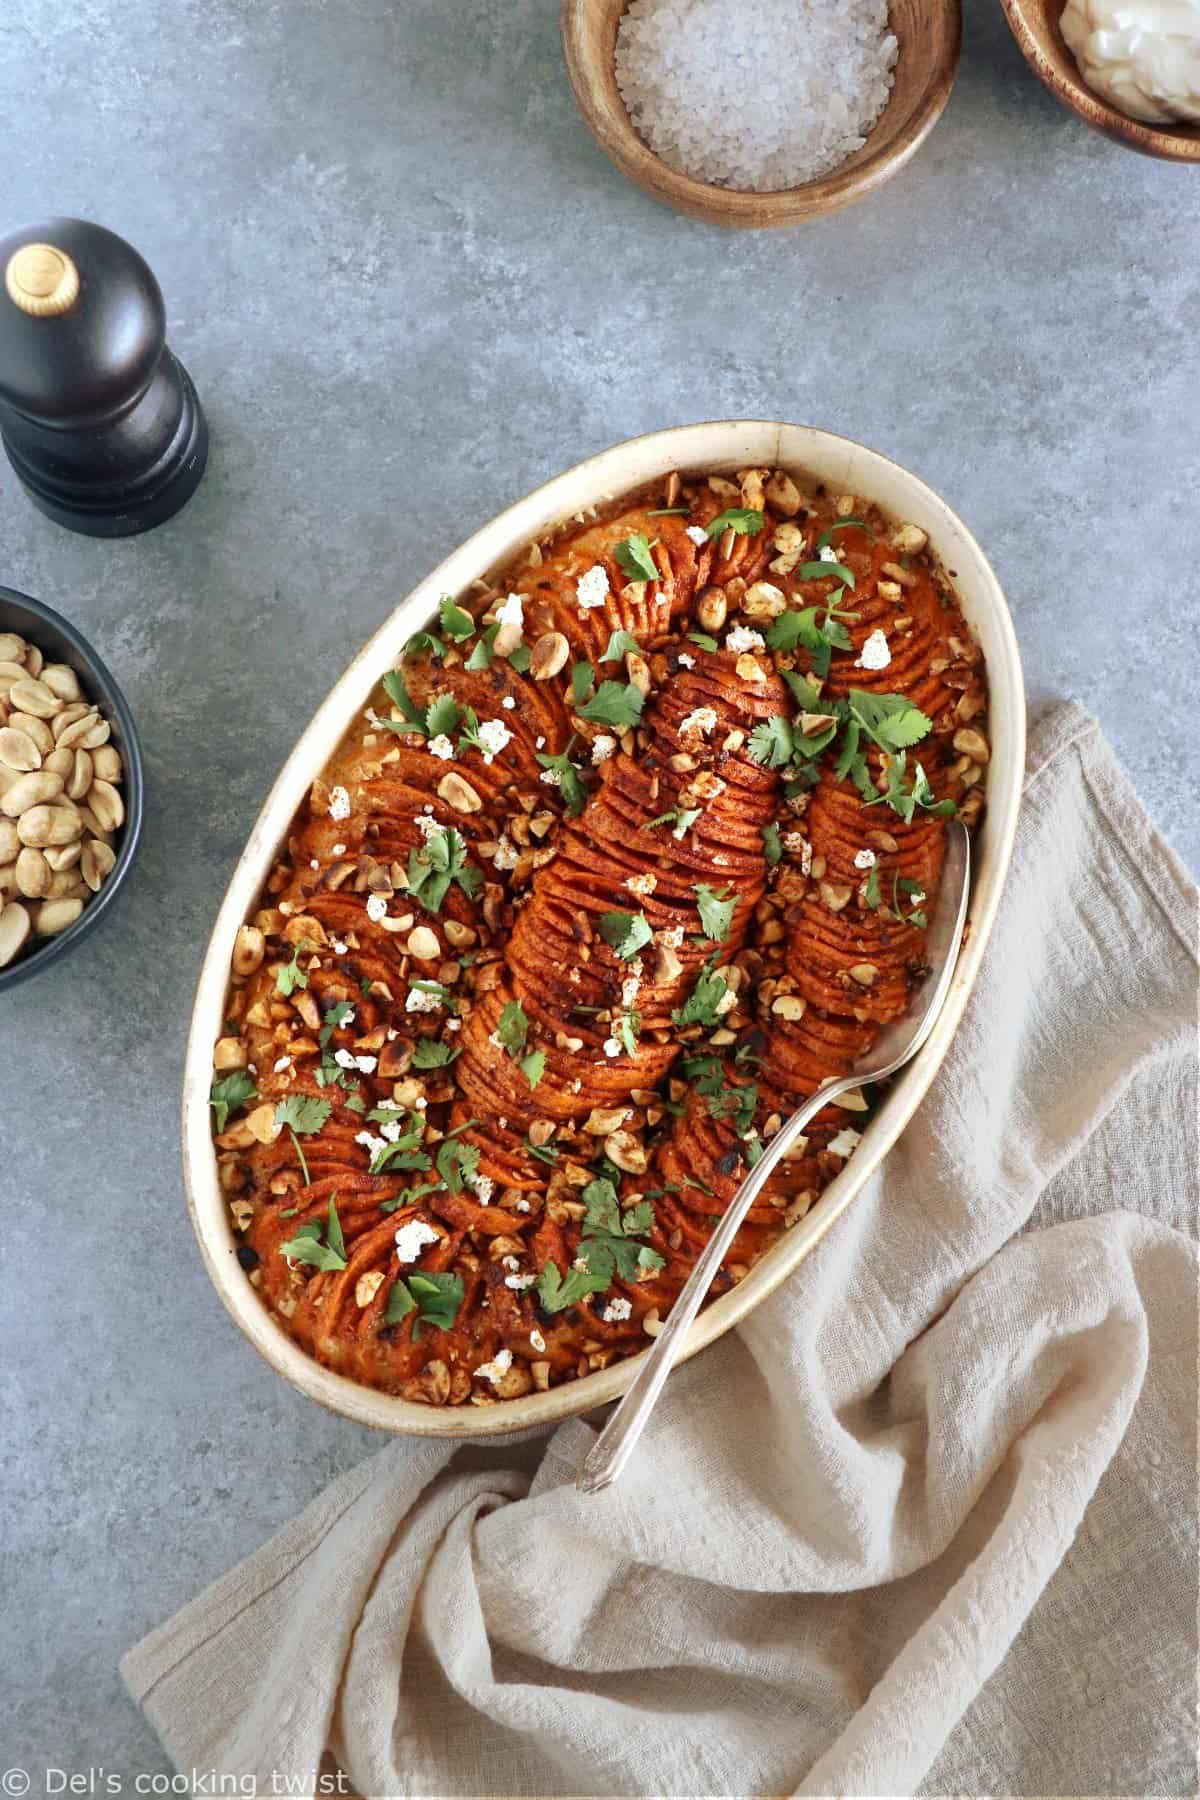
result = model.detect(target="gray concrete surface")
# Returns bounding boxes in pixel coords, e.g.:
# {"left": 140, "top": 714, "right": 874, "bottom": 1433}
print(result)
{"left": 0, "top": 0, "right": 1196, "bottom": 1787}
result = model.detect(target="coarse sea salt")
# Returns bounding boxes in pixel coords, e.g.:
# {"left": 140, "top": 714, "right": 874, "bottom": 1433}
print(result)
{"left": 615, "top": 0, "right": 898, "bottom": 192}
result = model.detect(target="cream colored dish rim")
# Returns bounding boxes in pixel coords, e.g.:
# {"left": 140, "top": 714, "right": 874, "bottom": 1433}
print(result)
{"left": 182, "top": 421, "right": 1025, "bottom": 1438}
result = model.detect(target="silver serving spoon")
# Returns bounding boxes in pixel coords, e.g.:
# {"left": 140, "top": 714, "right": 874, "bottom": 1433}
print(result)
{"left": 578, "top": 819, "right": 971, "bottom": 1495}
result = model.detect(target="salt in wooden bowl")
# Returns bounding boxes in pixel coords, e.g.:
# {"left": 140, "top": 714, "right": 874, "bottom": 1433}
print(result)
{"left": 560, "top": 0, "right": 962, "bottom": 227}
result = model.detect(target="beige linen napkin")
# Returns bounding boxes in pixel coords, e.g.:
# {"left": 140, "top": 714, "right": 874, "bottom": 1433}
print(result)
{"left": 123, "top": 701, "right": 1198, "bottom": 1799}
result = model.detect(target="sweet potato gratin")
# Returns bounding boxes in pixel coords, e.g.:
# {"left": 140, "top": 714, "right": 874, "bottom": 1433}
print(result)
{"left": 210, "top": 466, "right": 988, "bottom": 1406}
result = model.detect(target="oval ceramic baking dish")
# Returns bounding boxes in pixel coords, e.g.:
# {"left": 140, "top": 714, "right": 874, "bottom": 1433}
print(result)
{"left": 183, "top": 422, "right": 1025, "bottom": 1436}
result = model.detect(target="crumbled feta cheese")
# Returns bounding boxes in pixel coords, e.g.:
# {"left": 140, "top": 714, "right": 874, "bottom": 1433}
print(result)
{"left": 516, "top": 1197, "right": 531, "bottom": 1213}
{"left": 355, "top": 1054, "right": 377, "bottom": 1073}
{"left": 679, "top": 705, "right": 719, "bottom": 737}
{"left": 475, "top": 718, "right": 512, "bottom": 762}
{"left": 712, "top": 853, "right": 729, "bottom": 867}
{"left": 659, "top": 925, "right": 685, "bottom": 949}
{"left": 784, "top": 832, "right": 813, "bottom": 874}
{"left": 686, "top": 525, "right": 709, "bottom": 546}
{"left": 394, "top": 1219, "right": 440, "bottom": 1264}
{"left": 273, "top": 1056, "right": 292, "bottom": 1073}
{"left": 406, "top": 986, "right": 442, "bottom": 1013}
{"left": 591, "top": 734, "right": 617, "bottom": 764}
{"left": 603, "top": 1037, "right": 622, "bottom": 1059}
{"left": 501, "top": 695, "right": 516, "bottom": 710}
{"left": 446, "top": 1016, "right": 461, "bottom": 1032}
{"left": 818, "top": 543, "right": 841, "bottom": 564}
{"left": 331, "top": 843, "right": 346, "bottom": 856}
{"left": 676, "top": 651, "right": 695, "bottom": 668}
{"left": 365, "top": 892, "right": 389, "bottom": 923}
{"left": 505, "top": 1271, "right": 536, "bottom": 1291}
{"left": 726, "top": 625, "right": 765, "bottom": 653}
{"left": 466, "top": 1170, "right": 494, "bottom": 1206}
{"left": 379, "top": 1118, "right": 404, "bottom": 1143}
{"left": 474, "top": 1348, "right": 512, "bottom": 1386}
{"left": 625, "top": 871, "right": 657, "bottom": 897}
{"left": 910, "top": 889, "right": 926, "bottom": 903}
{"left": 535, "top": 734, "right": 546, "bottom": 749}
{"left": 539, "top": 766, "right": 562, "bottom": 789}
{"left": 331, "top": 939, "right": 348, "bottom": 954}
{"left": 856, "top": 629, "right": 891, "bottom": 671}
{"left": 576, "top": 564, "right": 610, "bottom": 610}
{"left": 328, "top": 785, "right": 351, "bottom": 821}
{"left": 530, "top": 1328, "right": 547, "bottom": 1352}
{"left": 620, "top": 973, "right": 641, "bottom": 1008}
{"left": 602, "top": 1296, "right": 633, "bottom": 1323}
{"left": 334, "top": 1048, "right": 357, "bottom": 1069}
{"left": 828, "top": 1126, "right": 863, "bottom": 1158}
{"left": 354, "top": 1130, "right": 388, "bottom": 1159}
{"left": 310, "top": 858, "right": 320, "bottom": 871}
{"left": 854, "top": 848, "right": 877, "bottom": 870}
{"left": 493, "top": 834, "right": 520, "bottom": 871}
{"left": 415, "top": 811, "right": 442, "bottom": 839}
{"left": 495, "top": 591, "right": 524, "bottom": 628}
{"left": 428, "top": 734, "right": 455, "bottom": 760}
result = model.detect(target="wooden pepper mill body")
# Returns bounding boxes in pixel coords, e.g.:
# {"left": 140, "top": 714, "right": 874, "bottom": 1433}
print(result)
{"left": 0, "top": 218, "right": 207, "bottom": 537}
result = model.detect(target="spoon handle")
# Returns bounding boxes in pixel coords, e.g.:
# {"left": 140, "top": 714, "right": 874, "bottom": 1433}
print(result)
{"left": 576, "top": 1077, "right": 848, "bottom": 1494}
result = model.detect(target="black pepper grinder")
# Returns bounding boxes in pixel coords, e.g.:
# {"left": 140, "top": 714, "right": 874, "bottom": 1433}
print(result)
{"left": 0, "top": 217, "right": 208, "bottom": 536}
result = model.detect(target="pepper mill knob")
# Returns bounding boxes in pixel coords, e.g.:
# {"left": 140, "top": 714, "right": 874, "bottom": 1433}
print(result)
{"left": 0, "top": 217, "right": 208, "bottom": 537}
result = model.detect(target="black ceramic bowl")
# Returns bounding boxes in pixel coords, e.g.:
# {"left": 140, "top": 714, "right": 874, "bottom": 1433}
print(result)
{"left": 0, "top": 585, "right": 144, "bottom": 992}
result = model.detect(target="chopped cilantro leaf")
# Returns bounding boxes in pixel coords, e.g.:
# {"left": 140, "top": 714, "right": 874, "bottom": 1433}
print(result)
{"left": 747, "top": 715, "right": 794, "bottom": 769}
{"left": 325, "top": 1196, "right": 345, "bottom": 1261}
{"left": 706, "top": 507, "right": 764, "bottom": 538}
{"left": 425, "top": 692, "right": 462, "bottom": 737}
{"left": 846, "top": 689, "right": 933, "bottom": 753}
{"left": 274, "top": 941, "right": 311, "bottom": 997}
{"left": 406, "top": 824, "right": 481, "bottom": 914}
{"left": 436, "top": 1136, "right": 480, "bottom": 1195}
{"left": 495, "top": 1000, "right": 529, "bottom": 1056}
{"left": 382, "top": 668, "right": 429, "bottom": 733}
{"left": 601, "top": 628, "right": 643, "bottom": 663}
{"left": 762, "top": 822, "right": 783, "bottom": 867}
{"left": 571, "top": 661, "right": 595, "bottom": 706}
{"left": 643, "top": 805, "right": 702, "bottom": 836}
{"left": 210, "top": 1070, "right": 257, "bottom": 1132}
{"left": 535, "top": 746, "right": 587, "bottom": 816}
{"left": 412, "top": 1038, "right": 460, "bottom": 1069}
{"left": 613, "top": 533, "right": 660, "bottom": 585}
{"left": 815, "top": 518, "right": 874, "bottom": 548}
{"left": 438, "top": 596, "right": 475, "bottom": 642}
{"left": 384, "top": 1279, "right": 416, "bottom": 1323}
{"left": 687, "top": 631, "right": 719, "bottom": 652}
{"left": 672, "top": 959, "right": 729, "bottom": 1029}
{"left": 693, "top": 883, "right": 735, "bottom": 941}
{"left": 465, "top": 623, "right": 500, "bottom": 670}
{"left": 275, "top": 1095, "right": 332, "bottom": 1135}
{"left": 578, "top": 680, "right": 644, "bottom": 731}
{"left": 597, "top": 911, "right": 653, "bottom": 960}
{"left": 401, "top": 629, "right": 445, "bottom": 661}
{"left": 797, "top": 559, "right": 856, "bottom": 589}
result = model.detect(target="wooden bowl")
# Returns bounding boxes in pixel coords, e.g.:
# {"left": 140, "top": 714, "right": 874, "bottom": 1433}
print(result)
{"left": 184, "top": 421, "right": 1025, "bottom": 1438}
{"left": 1000, "top": 0, "right": 1200, "bottom": 160}
{"left": 560, "top": 0, "right": 962, "bottom": 227}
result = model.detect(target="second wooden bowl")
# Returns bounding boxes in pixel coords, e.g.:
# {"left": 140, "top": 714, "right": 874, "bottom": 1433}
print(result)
{"left": 560, "top": 0, "right": 962, "bottom": 227}
{"left": 1000, "top": 0, "right": 1200, "bottom": 160}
